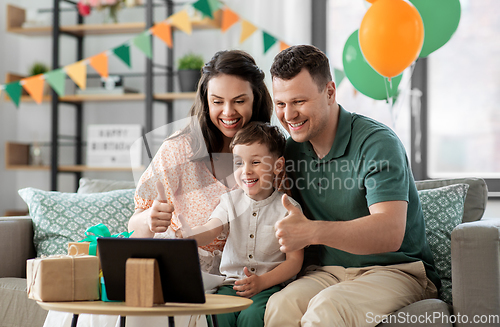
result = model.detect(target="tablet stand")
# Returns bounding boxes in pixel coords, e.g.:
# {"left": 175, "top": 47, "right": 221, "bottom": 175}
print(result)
{"left": 125, "top": 258, "right": 165, "bottom": 307}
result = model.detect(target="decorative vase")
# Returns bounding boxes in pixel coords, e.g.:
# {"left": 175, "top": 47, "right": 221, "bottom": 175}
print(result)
{"left": 31, "top": 143, "right": 43, "bottom": 166}
{"left": 178, "top": 70, "right": 201, "bottom": 92}
{"left": 103, "top": 4, "right": 120, "bottom": 24}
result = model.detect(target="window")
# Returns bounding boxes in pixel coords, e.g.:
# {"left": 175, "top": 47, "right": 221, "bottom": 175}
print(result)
{"left": 428, "top": 0, "right": 500, "bottom": 190}
{"left": 326, "top": 0, "right": 411, "bottom": 153}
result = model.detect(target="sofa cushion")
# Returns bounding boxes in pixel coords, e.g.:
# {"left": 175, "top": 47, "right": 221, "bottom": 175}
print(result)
{"left": 0, "top": 278, "right": 48, "bottom": 327}
{"left": 418, "top": 183, "right": 468, "bottom": 304}
{"left": 18, "top": 187, "right": 134, "bottom": 257}
{"left": 415, "top": 178, "right": 487, "bottom": 223}
{"left": 377, "top": 299, "right": 452, "bottom": 327}
{"left": 77, "top": 177, "right": 136, "bottom": 194}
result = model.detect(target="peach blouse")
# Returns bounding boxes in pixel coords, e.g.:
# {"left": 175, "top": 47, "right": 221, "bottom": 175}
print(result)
{"left": 134, "top": 133, "right": 228, "bottom": 253}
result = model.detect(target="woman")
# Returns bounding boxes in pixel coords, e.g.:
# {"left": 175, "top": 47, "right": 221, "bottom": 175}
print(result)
{"left": 129, "top": 49, "right": 273, "bottom": 272}
{"left": 43, "top": 50, "right": 272, "bottom": 327}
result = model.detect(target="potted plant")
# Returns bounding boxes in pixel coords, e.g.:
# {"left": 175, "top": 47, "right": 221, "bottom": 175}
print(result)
{"left": 177, "top": 53, "right": 204, "bottom": 92}
{"left": 29, "top": 62, "right": 49, "bottom": 77}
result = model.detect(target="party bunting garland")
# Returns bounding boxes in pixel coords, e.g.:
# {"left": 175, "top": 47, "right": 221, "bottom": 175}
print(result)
{"left": 1, "top": 0, "right": 315, "bottom": 108}
{"left": 89, "top": 52, "right": 109, "bottom": 79}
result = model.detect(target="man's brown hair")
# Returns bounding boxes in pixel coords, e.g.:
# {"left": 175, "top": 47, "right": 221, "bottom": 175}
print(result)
{"left": 270, "top": 44, "right": 332, "bottom": 92}
{"left": 230, "top": 122, "right": 286, "bottom": 158}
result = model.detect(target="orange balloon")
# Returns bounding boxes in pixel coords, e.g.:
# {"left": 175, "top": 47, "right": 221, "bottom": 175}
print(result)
{"left": 365, "top": 0, "right": 377, "bottom": 3}
{"left": 359, "top": 0, "right": 424, "bottom": 78}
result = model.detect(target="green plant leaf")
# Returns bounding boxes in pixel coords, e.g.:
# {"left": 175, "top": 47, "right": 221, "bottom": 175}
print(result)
{"left": 177, "top": 53, "right": 204, "bottom": 70}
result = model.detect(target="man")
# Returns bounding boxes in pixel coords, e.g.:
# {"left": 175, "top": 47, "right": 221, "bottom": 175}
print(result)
{"left": 264, "top": 45, "right": 440, "bottom": 327}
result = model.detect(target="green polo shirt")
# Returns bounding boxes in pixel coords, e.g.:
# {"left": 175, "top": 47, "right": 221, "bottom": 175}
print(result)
{"left": 284, "top": 105, "right": 440, "bottom": 289}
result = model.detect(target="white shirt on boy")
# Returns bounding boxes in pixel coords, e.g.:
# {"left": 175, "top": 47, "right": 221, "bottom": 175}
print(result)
{"left": 209, "top": 188, "right": 301, "bottom": 285}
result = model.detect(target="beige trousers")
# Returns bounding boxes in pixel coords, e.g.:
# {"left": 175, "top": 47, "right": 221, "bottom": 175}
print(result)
{"left": 264, "top": 261, "right": 437, "bottom": 327}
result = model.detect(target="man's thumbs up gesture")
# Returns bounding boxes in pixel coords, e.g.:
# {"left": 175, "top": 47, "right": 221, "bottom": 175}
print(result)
{"left": 275, "top": 194, "right": 313, "bottom": 253}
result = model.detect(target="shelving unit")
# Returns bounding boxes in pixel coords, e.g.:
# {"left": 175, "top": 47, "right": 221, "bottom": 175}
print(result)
{"left": 7, "top": 4, "right": 221, "bottom": 36}
{"left": 5, "top": 141, "right": 145, "bottom": 172}
{"left": 4, "top": 91, "right": 196, "bottom": 103}
{"left": 5, "top": 2, "right": 221, "bottom": 191}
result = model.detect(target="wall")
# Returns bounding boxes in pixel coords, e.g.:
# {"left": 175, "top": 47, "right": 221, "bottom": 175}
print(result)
{"left": 0, "top": 0, "right": 311, "bottom": 214}
{"left": 0, "top": 1, "right": 18, "bottom": 215}
{"left": 485, "top": 199, "right": 500, "bottom": 219}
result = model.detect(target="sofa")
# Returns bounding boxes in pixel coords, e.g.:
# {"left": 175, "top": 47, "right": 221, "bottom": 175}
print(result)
{"left": 0, "top": 177, "right": 499, "bottom": 327}
{"left": 0, "top": 178, "right": 135, "bottom": 327}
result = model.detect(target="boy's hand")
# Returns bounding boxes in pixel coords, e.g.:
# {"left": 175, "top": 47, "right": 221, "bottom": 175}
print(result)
{"left": 174, "top": 228, "right": 185, "bottom": 238}
{"left": 233, "top": 267, "right": 262, "bottom": 298}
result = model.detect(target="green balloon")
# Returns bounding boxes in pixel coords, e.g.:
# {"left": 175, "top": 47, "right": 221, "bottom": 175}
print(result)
{"left": 410, "top": 0, "right": 461, "bottom": 57}
{"left": 342, "top": 30, "right": 402, "bottom": 101}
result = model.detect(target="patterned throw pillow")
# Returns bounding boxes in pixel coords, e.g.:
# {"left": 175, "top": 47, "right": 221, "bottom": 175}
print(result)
{"left": 18, "top": 187, "right": 135, "bottom": 257}
{"left": 418, "top": 183, "right": 469, "bottom": 304}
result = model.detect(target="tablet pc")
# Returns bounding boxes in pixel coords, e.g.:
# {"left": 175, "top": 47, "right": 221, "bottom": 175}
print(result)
{"left": 97, "top": 238, "right": 205, "bottom": 303}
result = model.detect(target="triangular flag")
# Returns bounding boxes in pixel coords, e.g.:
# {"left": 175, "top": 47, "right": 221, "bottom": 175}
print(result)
{"left": 192, "top": 0, "right": 213, "bottom": 19}
{"left": 65, "top": 61, "right": 87, "bottom": 90}
{"left": 221, "top": 7, "right": 239, "bottom": 33}
{"left": 280, "top": 41, "right": 290, "bottom": 52}
{"left": 207, "top": 0, "right": 222, "bottom": 12}
{"left": 113, "top": 44, "right": 131, "bottom": 68}
{"left": 89, "top": 52, "right": 109, "bottom": 78}
{"left": 22, "top": 75, "right": 45, "bottom": 104}
{"left": 240, "top": 20, "right": 258, "bottom": 44}
{"left": 334, "top": 68, "right": 345, "bottom": 86}
{"left": 132, "top": 32, "right": 152, "bottom": 59}
{"left": 263, "top": 31, "right": 278, "bottom": 54}
{"left": 45, "top": 69, "right": 66, "bottom": 97}
{"left": 170, "top": 10, "right": 192, "bottom": 35}
{"left": 151, "top": 22, "right": 172, "bottom": 48}
{"left": 5, "top": 81, "right": 22, "bottom": 108}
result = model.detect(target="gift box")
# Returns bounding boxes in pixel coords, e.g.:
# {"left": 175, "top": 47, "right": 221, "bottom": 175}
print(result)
{"left": 80, "top": 223, "right": 133, "bottom": 255}
{"left": 68, "top": 242, "right": 90, "bottom": 255}
{"left": 27, "top": 254, "right": 100, "bottom": 302}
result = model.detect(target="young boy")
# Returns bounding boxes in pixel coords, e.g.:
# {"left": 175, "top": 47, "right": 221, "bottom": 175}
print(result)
{"left": 178, "top": 122, "right": 304, "bottom": 327}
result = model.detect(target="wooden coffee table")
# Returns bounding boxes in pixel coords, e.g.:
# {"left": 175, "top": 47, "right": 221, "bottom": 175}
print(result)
{"left": 38, "top": 294, "right": 253, "bottom": 327}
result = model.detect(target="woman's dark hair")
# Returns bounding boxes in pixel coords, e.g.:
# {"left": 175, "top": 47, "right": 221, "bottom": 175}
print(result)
{"left": 270, "top": 44, "right": 332, "bottom": 92}
{"left": 177, "top": 50, "right": 272, "bottom": 158}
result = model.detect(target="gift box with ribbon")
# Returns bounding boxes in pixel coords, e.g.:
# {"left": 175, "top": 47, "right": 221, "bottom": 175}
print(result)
{"left": 26, "top": 254, "right": 99, "bottom": 302}
{"left": 79, "top": 223, "right": 133, "bottom": 256}
{"left": 78, "top": 223, "right": 133, "bottom": 302}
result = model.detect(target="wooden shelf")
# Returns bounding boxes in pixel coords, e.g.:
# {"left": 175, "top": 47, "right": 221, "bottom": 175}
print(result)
{"left": 154, "top": 92, "right": 197, "bottom": 101}
{"left": 7, "top": 4, "right": 222, "bottom": 37}
{"left": 7, "top": 93, "right": 196, "bottom": 103}
{"left": 60, "top": 93, "right": 146, "bottom": 102}
{"left": 3, "top": 73, "right": 197, "bottom": 103}
{"left": 5, "top": 142, "right": 30, "bottom": 167}
{"left": 4, "top": 3, "right": 208, "bottom": 178}
{"left": 5, "top": 161, "right": 145, "bottom": 173}
{"left": 60, "top": 92, "right": 196, "bottom": 102}
{"left": 4, "top": 142, "right": 144, "bottom": 172}
{"left": 59, "top": 165, "right": 144, "bottom": 172}
{"left": 6, "top": 164, "right": 143, "bottom": 172}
